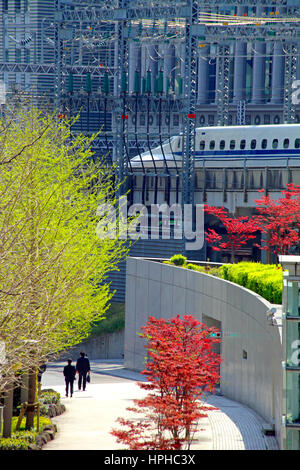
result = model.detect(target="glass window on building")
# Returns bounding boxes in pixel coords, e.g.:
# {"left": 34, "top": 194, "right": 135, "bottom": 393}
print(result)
{"left": 286, "top": 281, "right": 300, "bottom": 317}
{"left": 15, "top": 0, "right": 21, "bottom": 13}
{"left": 25, "top": 48, "right": 30, "bottom": 64}
{"left": 4, "top": 0, "right": 8, "bottom": 12}
{"left": 208, "top": 115, "right": 215, "bottom": 126}
{"left": 286, "top": 322, "right": 300, "bottom": 368}
{"left": 140, "top": 114, "right": 145, "bottom": 126}
{"left": 15, "top": 49, "right": 21, "bottom": 63}
{"left": 246, "top": 57, "right": 253, "bottom": 102}
{"left": 286, "top": 429, "right": 300, "bottom": 450}
{"left": 173, "top": 114, "right": 179, "bottom": 127}
{"left": 286, "top": 372, "right": 300, "bottom": 425}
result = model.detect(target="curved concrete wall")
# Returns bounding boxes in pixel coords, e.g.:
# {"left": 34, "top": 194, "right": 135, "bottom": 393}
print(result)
{"left": 124, "top": 257, "right": 283, "bottom": 443}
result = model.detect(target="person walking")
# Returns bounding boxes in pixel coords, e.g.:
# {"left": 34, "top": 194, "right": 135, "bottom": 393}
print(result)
{"left": 76, "top": 352, "right": 90, "bottom": 391}
{"left": 63, "top": 359, "right": 76, "bottom": 397}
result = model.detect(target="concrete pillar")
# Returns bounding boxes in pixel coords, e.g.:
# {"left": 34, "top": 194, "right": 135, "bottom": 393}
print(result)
{"left": 128, "top": 42, "right": 141, "bottom": 94}
{"left": 252, "top": 41, "right": 266, "bottom": 104}
{"left": 296, "top": 40, "right": 300, "bottom": 81}
{"left": 252, "top": 7, "right": 266, "bottom": 104}
{"left": 163, "top": 44, "right": 175, "bottom": 93}
{"left": 233, "top": 42, "right": 247, "bottom": 103}
{"left": 271, "top": 41, "right": 285, "bottom": 104}
{"left": 271, "top": 7, "right": 286, "bottom": 104}
{"left": 233, "top": 6, "right": 247, "bottom": 103}
{"left": 145, "top": 44, "right": 158, "bottom": 92}
{"left": 197, "top": 44, "right": 210, "bottom": 104}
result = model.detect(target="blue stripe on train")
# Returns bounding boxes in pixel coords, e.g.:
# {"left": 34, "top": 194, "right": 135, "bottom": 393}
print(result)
{"left": 173, "top": 149, "right": 300, "bottom": 159}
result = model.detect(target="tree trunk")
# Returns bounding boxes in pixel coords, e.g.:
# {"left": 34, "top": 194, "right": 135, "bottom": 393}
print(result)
{"left": 20, "top": 373, "right": 29, "bottom": 404}
{"left": 3, "top": 387, "right": 14, "bottom": 438}
{"left": 25, "top": 367, "right": 37, "bottom": 430}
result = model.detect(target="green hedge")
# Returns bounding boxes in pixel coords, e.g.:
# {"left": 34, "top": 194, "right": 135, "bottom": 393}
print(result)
{"left": 166, "top": 256, "right": 283, "bottom": 304}
{"left": 219, "top": 262, "right": 283, "bottom": 304}
{"left": 170, "top": 254, "right": 187, "bottom": 266}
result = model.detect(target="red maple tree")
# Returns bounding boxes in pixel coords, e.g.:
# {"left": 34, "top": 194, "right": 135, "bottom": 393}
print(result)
{"left": 204, "top": 205, "right": 260, "bottom": 263}
{"left": 111, "top": 315, "right": 221, "bottom": 450}
{"left": 254, "top": 184, "right": 300, "bottom": 259}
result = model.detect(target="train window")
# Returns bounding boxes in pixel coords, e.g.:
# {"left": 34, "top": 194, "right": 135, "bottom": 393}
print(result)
{"left": 209, "top": 140, "right": 215, "bottom": 150}
{"left": 240, "top": 139, "right": 246, "bottom": 150}
{"left": 251, "top": 139, "right": 257, "bottom": 150}
{"left": 200, "top": 140, "right": 205, "bottom": 150}
{"left": 272, "top": 139, "right": 278, "bottom": 149}
{"left": 284, "top": 138, "right": 289, "bottom": 149}
{"left": 230, "top": 140, "right": 235, "bottom": 150}
{"left": 261, "top": 139, "right": 267, "bottom": 149}
{"left": 219, "top": 140, "right": 225, "bottom": 150}
{"left": 295, "top": 138, "right": 300, "bottom": 149}
{"left": 177, "top": 138, "right": 181, "bottom": 149}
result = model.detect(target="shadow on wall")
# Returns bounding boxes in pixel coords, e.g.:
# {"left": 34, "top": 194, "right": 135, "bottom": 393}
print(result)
{"left": 58, "top": 329, "right": 125, "bottom": 361}
{"left": 124, "top": 257, "right": 283, "bottom": 446}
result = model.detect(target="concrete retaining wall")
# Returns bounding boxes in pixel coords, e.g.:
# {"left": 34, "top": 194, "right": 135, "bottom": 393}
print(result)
{"left": 59, "top": 329, "right": 124, "bottom": 361}
{"left": 124, "top": 257, "right": 283, "bottom": 444}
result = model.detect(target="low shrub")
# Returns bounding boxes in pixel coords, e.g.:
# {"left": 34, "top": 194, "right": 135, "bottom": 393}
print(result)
{"left": 186, "top": 263, "right": 203, "bottom": 271}
{"left": 170, "top": 254, "right": 187, "bottom": 266}
{"left": 0, "top": 438, "right": 29, "bottom": 450}
{"left": 11, "top": 431, "right": 36, "bottom": 443}
{"left": 40, "top": 390, "right": 60, "bottom": 405}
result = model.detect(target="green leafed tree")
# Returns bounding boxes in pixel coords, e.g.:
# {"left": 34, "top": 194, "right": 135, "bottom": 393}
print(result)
{"left": 0, "top": 106, "right": 128, "bottom": 429}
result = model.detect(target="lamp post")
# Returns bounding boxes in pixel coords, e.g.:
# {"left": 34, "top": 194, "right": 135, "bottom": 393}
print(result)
{"left": 279, "top": 255, "right": 300, "bottom": 450}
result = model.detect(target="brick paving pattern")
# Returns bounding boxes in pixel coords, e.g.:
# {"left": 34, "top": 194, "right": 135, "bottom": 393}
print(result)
{"left": 43, "top": 361, "right": 280, "bottom": 451}
{"left": 204, "top": 394, "right": 279, "bottom": 450}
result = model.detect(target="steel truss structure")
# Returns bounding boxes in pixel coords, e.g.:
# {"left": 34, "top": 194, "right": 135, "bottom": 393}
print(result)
{"left": 2, "top": 1, "right": 300, "bottom": 210}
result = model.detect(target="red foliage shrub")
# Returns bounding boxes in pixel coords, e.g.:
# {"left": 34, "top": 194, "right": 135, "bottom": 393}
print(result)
{"left": 111, "top": 315, "right": 221, "bottom": 450}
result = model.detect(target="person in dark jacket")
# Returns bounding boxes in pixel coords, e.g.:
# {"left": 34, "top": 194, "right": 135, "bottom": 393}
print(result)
{"left": 63, "top": 359, "right": 76, "bottom": 397}
{"left": 76, "top": 352, "right": 90, "bottom": 391}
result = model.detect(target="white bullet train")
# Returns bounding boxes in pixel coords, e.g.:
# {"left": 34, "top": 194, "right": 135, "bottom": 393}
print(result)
{"left": 130, "top": 124, "right": 300, "bottom": 169}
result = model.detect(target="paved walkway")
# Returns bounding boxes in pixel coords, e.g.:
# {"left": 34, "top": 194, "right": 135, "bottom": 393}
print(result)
{"left": 42, "top": 360, "right": 279, "bottom": 451}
